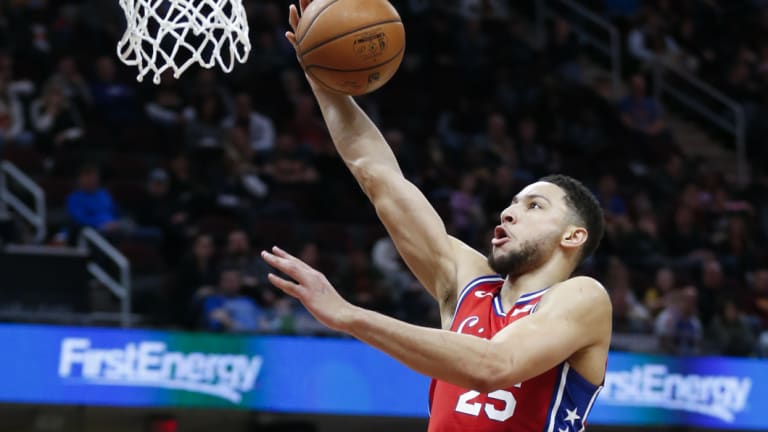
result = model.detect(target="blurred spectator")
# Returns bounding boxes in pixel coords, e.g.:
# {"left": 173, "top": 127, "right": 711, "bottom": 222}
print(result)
{"left": 339, "top": 247, "right": 392, "bottom": 314}
{"left": 707, "top": 299, "right": 756, "bottom": 357}
{"left": 655, "top": 286, "right": 703, "bottom": 355}
{"left": 472, "top": 112, "right": 517, "bottom": 168}
{"left": 167, "top": 152, "right": 210, "bottom": 217}
{"left": 220, "top": 229, "right": 271, "bottom": 295}
{"left": 371, "top": 236, "right": 417, "bottom": 298}
{"left": 135, "top": 168, "right": 188, "bottom": 262}
{"left": 175, "top": 233, "right": 218, "bottom": 326}
{"left": 262, "top": 133, "right": 318, "bottom": 185}
{"left": 450, "top": 173, "right": 484, "bottom": 243}
{"left": 627, "top": 10, "right": 682, "bottom": 67}
{"left": 515, "top": 117, "right": 551, "bottom": 178}
{"left": 290, "top": 93, "right": 327, "bottom": 152}
{"left": 697, "top": 259, "right": 731, "bottom": 326}
{"left": 643, "top": 266, "right": 676, "bottom": 317}
{"left": 606, "top": 257, "right": 651, "bottom": 332}
{"left": 202, "top": 268, "right": 267, "bottom": 333}
{"left": 144, "top": 70, "right": 187, "bottom": 128}
{"left": 184, "top": 93, "right": 227, "bottom": 150}
{"left": 223, "top": 127, "right": 269, "bottom": 199}
{"left": 89, "top": 56, "right": 137, "bottom": 127}
{"left": 223, "top": 93, "right": 276, "bottom": 154}
{"left": 546, "top": 17, "right": 582, "bottom": 83}
{"left": 618, "top": 74, "right": 668, "bottom": 142}
{"left": 663, "top": 206, "right": 710, "bottom": 259}
{"left": 616, "top": 213, "right": 667, "bottom": 271}
{"left": 30, "top": 82, "right": 85, "bottom": 152}
{"left": 66, "top": 164, "right": 129, "bottom": 234}
{"left": 596, "top": 174, "right": 627, "bottom": 218}
{"left": 0, "top": 77, "right": 28, "bottom": 146}
{"left": 45, "top": 56, "right": 92, "bottom": 112}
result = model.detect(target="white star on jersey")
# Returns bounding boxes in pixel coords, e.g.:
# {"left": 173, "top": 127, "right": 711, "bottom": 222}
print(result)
{"left": 564, "top": 407, "right": 581, "bottom": 427}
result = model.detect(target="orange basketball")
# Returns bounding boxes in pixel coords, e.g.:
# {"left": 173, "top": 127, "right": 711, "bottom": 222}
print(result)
{"left": 295, "top": 0, "right": 405, "bottom": 96}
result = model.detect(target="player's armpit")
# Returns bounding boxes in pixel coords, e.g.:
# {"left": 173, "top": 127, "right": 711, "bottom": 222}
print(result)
{"left": 449, "top": 236, "right": 495, "bottom": 290}
{"left": 480, "top": 277, "right": 611, "bottom": 391}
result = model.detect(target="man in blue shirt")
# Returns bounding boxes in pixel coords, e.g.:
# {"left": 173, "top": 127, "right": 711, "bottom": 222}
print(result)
{"left": 66, "top": 164, "right": 124, "bottom": 232}
{"left": 202, "top": 268, "right": 266, "bottom": 333}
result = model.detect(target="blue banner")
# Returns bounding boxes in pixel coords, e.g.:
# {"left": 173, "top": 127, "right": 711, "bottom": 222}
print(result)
{"left": 0, "top": 324, "right": 765, "bottom": 429}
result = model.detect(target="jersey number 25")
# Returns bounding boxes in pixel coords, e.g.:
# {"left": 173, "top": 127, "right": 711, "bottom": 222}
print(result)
{"left": 455, "top": 384, "right": 521, "bottom": 422}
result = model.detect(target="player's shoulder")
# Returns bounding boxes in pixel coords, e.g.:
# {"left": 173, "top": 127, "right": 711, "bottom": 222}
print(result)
{"left": 544, "top": 276, "right": 611, "bottom": 311}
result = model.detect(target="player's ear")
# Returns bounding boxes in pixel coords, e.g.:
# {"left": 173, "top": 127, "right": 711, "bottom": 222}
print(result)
{"left": 561, "top": 226, "right": 587, "bottom": 249}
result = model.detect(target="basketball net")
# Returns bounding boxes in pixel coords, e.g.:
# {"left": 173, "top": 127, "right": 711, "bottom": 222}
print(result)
{"left": 117, "top": 0, "right": 251, "bottom": 84}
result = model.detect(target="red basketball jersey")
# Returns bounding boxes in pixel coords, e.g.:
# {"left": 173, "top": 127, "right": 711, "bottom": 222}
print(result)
{"left": 428, "top": 276, "right": 602, "bottom": 432}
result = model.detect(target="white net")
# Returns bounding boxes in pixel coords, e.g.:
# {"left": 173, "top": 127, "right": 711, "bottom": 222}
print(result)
{"left": 117, "top": 0, "right": 251, "bottom": 84}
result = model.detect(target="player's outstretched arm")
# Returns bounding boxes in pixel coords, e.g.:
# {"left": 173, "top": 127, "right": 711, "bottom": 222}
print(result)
{"left": 284, "top": 0, "right": 489, "bottom": 303}
{"left": 263, "top": 247, "right": 611, "bottom": 390}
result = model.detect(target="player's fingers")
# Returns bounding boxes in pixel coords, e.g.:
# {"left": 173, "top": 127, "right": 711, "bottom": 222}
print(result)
{"left": 262, "top": 249, "right": 307, "bottom": 283}
{"left": 289, "top": 4, "right": 299, "bottom": 32}
{"left": 271, "top": 245, "right": 299, "bottom": 260}
{"left": 285, "top": 31, "right": 297, "bottom": 48}
{"left": 267, "top": 273, "right": 303, "bottom": 298}
{"left": 271, "top": 245, "right": 317, "bottom": 274}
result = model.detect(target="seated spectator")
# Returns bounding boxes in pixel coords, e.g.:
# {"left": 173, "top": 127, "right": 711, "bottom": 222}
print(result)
{"left": 619, "top": 73, "right": 667, "bottom": 137}
{"left": 449, "top": 173, "right": 484, "bottom": 243}
{"left": 66, "top": 164, "right": 129, "bottom": 234}
{"left": 45, "top": 56, "right": 92, "bottom": 112}
{"left": 697, "top": 258, "right": 733, "bottom": 326}
{"left": 655, "top": 286, "right": 703, "bottom": 355}
{"left": 290, "top": 93, "right": 327, "bottom": 152}
{"left": 606, "top": 257, "right": 651, "bottom": 332}
{"left": 515, "top": 116, "right": 551, "bottom": 178}
{"left": 0, "top": 76, "right": 29, "bottom": 147}
{"left": 707, "top": 299, "right": 756, "bottom": 357}
{"left": 144, "top": 70, "right": 187, "bottom": 128}
{"left": 222, "top": 127, "right": 269, "bottom": 200}
{"left": 262, "top": 133, "right": 318, "bottom": 185}
{"left": 627, "top": 10, "right": 682, "bottom": 67}
{"left": 30, "top": 82, "right": 85, "bottom": 152}
{"left": 135, "top": 168, "right": 188, "bottom": 262}
{"left": 223, "top": 93, "right": 276, "bottom": 154}
{"left": 89, "top": 56, "right": 137, "bottom": 127}
{"left": 175, "top": 233, "right": 218, "bottom": 326}
{"left": 546, "top": 17, "right": 582, "bottom": 83}
{"left": 219, "top": 229, "right": 271, "bottom": 296}
{"left": 643, "top": 266, "right": 676, "bottom": 317}
{"left": 596, "top": 174, "right": 627, "bottom": 218}
{"left": 201, "top": 268, "right": 267, "bottom": 333}
{"left": 184, "top": 93, "right": 227, "bottom": 149}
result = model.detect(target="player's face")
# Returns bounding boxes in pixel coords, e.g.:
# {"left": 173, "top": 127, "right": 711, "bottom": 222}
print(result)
{"left": 487, "top": 182, "right": 569, "bottom": 277}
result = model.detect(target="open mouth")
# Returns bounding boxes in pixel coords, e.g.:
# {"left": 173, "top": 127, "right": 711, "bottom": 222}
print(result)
{"left": 491, "top": 226, "right": 510, "bottom": 246}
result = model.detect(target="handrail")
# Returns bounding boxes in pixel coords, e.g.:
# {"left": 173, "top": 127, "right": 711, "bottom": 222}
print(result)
{"left": 77, "top": 227, "right": 132, "bottom": 328}
{"left": 652, "top": 60, "right": 747, "bottom": 185}
{"left": 0, "top": 161, "right": 46, "bottom": 243}
{"left": 536, "top": 0, "right": 621, "bottom": 96}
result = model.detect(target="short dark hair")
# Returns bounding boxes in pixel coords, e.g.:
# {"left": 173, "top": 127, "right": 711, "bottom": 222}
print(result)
{"left": 539, "top": 174, "right": 605, "bottom": 264}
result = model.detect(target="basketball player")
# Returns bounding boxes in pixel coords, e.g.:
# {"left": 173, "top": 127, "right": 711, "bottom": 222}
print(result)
{"left": 261, "top": 1, "right": 612, "bottom": 430}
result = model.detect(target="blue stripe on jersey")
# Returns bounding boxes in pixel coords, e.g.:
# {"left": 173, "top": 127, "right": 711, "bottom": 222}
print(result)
{"left": 449, "top": 275, "right": 504, "bottom": 328}
{"left": 516, "top": 286, "right": 550, "bottom": 304}
{"left": 493, "top": 295, "right": 505, "bottom": 316}
{"left": 544, "top": 363, "right": 602, "bottom": 432}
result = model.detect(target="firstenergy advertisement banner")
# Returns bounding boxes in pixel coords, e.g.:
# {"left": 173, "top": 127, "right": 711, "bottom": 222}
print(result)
{"left": 0, "top": 324, "right": 765, "bottom": 429}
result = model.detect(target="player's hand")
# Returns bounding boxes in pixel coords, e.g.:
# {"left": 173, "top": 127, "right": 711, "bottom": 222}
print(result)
{"left": 261, "top": 245, "right": 356, "bottom": 331}
{"left": 285, "top": 0, "right": 312, "bottom": 49}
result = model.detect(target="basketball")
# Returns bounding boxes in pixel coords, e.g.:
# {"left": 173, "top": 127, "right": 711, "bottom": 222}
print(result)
{"left": 295, "top": 0, "right": 405, "bottom": 96}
